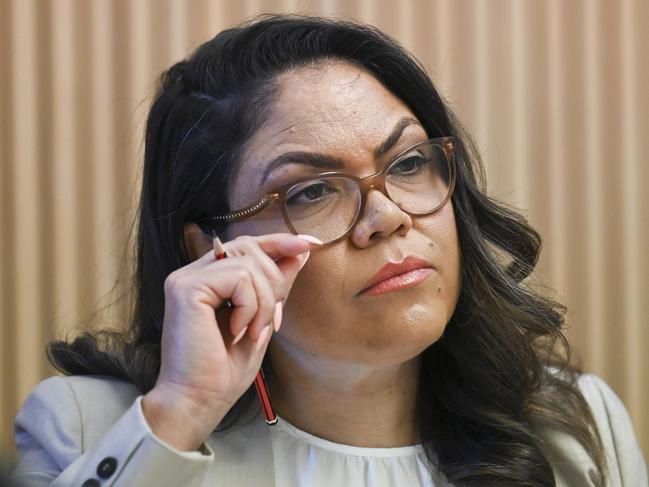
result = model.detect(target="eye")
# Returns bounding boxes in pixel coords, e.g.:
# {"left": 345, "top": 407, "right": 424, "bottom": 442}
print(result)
{"left": 286, "top": 180, "right": 338, "bottom": 206}
{"left": 388, "top": 155, "right": 426, "bottom": 175}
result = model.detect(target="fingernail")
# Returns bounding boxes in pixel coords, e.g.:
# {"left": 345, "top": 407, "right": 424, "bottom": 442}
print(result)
{"left": 296, "top": 234, "right": 324, "bottom": 245}
{"left": 255, "top": 325, "right": 272, "bottom": 352}
{"left": 232, "top": 326, "right": 248, "bottom": 345}
{"left": 298, "top": 250, "right": 310, "bottom": 272}
{"left": 273, "top": 302, "right": 283, "bottom": 332}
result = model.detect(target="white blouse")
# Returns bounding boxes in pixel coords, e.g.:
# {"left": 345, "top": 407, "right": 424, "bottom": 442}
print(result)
{"left": 269, "top": 416, "right": 448, "bottom": 487}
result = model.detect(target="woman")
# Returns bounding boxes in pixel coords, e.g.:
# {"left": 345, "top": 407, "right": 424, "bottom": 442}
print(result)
{"left": 10, "top": 13, "right": 647, "bottom": 487}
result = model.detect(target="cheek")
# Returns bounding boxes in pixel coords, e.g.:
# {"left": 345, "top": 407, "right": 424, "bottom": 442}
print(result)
{"left": 277, "top": 214, "right": 463, "bottom": 364}
{"left": 276, "top": 249, "right": 352, "bottom": 354}
{"left": 420, "top": 199, "right": 459, "bottom": 249}
{"left": 422, "top": 202, "right": 462, "bottom": 309}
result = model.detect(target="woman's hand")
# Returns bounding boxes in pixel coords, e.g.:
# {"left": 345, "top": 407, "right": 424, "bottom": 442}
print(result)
{"left": 142, "top": 233, "right": 321, "bottom": 451}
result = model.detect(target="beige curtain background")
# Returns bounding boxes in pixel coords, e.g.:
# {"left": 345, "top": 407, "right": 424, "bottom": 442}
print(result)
{"left": 1, "top": 0, "right": 647, "bottom": 464}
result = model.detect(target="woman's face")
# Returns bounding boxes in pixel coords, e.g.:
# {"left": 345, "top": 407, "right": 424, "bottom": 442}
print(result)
{"left": 226, "top": 61, "right": 462, "bottom": 367}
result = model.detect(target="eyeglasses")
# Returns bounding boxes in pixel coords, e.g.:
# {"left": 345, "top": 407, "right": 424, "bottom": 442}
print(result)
{"left": 197, "top": 136, "right": 457, "bottom": 245}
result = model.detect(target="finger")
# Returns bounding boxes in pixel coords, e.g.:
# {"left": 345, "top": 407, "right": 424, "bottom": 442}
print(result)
{"left": 229, "top": 238, "right": 288, "bottom": 300}
{"left": 230, "top": 233, "right": 322, "bottom": 261}
{"left": 198, "top": 257, "right": 277, "bottom": 341}
{"left": 187, "top": 233, "right": 321, "bottom": 277}
{"left": 202, "top": 232, "right": 316, "bottom": 300}
{"left": 196, "top": 260, "right": 260, "bottom": 340}
{"left": 228, "top": 318, "right": 274, "bottom": 368}
{"left": 232, "top": 258, "right": 278, "bottom": 340}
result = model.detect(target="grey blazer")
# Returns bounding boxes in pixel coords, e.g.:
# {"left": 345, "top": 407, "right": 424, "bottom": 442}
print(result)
{"left": 9, "top": 373, "right": 648, "bottom": 486}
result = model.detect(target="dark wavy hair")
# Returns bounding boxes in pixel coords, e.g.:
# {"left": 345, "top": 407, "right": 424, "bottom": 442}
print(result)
{"left": 46, "top": 13, "right": 607, "bottom": 486}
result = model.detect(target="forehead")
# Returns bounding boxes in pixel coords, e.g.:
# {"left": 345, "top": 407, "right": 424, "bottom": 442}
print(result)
{"left": 231, "top": 62, "right": 426, "bottom": 203}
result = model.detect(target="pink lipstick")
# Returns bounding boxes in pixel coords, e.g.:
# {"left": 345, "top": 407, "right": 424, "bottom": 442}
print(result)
{"left": 358, "top": 256, "right": 434, "bottom": 296}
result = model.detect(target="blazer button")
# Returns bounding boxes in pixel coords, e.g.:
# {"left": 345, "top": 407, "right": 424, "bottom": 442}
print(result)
{"left": 97, "top": 456, "right": 118, "bottom": 478}
{"left": 81, "top": 479, "right": 100, "bottom": 487}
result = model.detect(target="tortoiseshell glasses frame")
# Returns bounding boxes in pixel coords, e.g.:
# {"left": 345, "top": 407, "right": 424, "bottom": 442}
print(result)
{"left": 196, "top": 136, "right": 458, "bottom": 245}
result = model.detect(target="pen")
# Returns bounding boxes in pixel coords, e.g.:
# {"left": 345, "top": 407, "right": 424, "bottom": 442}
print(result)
{"left": 213, "top": 234, "right": 278, "bottom": 426}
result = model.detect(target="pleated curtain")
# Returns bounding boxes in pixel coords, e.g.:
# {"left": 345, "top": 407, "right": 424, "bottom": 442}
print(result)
{"left": 1, "top": 0, "right": 647, "bottom": 462}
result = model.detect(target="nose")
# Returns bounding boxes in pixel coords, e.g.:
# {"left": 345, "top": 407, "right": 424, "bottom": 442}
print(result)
{"left": 350, "top": 187, "right": 413, "bottom": 247}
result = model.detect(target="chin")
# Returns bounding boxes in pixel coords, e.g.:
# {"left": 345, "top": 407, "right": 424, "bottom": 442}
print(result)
{"left": 354, "top": 323, "right": 447, "bottom": 366}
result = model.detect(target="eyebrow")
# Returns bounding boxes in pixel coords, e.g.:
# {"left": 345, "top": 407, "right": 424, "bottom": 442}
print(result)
{"left": 259, "top": 117, "right": 422, "bottom": 187}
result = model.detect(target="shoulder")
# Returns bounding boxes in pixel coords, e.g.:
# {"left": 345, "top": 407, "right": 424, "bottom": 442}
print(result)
{"left": 14, "top": 375, "right": 140, "bottom": 469}
{"left": 575, "top": 373, "right": 635, "bottom": 432}
{"left": 13, "top": 375, "right": 220, "bottom": 485}
{"left": 18, "top": 373, "right": 139, "bottom": 406}
{"left": 542, "top": 369, "right": 648, "bottom": 486}
{"left": 547, "top": 367, "right": 636, "bottom": 430}
{"left": 575, "top": 373, "right": 648, "bottom": 485}
{"left": 18, "top": 374, "right": 140, "bottom": 434}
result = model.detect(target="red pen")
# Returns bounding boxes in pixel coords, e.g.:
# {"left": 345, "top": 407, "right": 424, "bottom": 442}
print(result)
{"left": 212, "top": 235, "right": 278, "bottom": 425}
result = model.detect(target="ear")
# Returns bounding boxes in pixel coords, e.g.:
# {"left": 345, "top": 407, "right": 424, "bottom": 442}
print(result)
{"left": 183, "top": 223, "right": 213, "bottom": 261}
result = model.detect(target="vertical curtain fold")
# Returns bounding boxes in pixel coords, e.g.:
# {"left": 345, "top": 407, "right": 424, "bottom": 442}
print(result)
{"left": 1, "top": 0, "right": 647, "bottom": 462}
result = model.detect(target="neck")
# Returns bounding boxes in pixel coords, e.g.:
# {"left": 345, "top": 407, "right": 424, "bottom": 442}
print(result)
{"left": 266, "top": 340, "right": 421, "bottom": 448}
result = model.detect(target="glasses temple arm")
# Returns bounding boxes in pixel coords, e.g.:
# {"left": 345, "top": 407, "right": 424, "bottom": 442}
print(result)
{"left": 199, "top": 194, "right": 275, "bottom": 223}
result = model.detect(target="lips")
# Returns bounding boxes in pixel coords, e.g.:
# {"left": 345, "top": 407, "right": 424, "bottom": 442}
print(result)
{"left": 357, "top": 256, "right": 434, "bottom": 296}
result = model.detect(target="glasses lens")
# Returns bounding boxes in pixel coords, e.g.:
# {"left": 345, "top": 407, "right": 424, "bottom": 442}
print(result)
{"left": 385, "top": 142, "right": 451, "bottom": 214}
{"left": 282, "top": 140, "right": 453, "bottom": 244}
{"left": 285, "top": 177, "right": 361, "bottom": 244}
